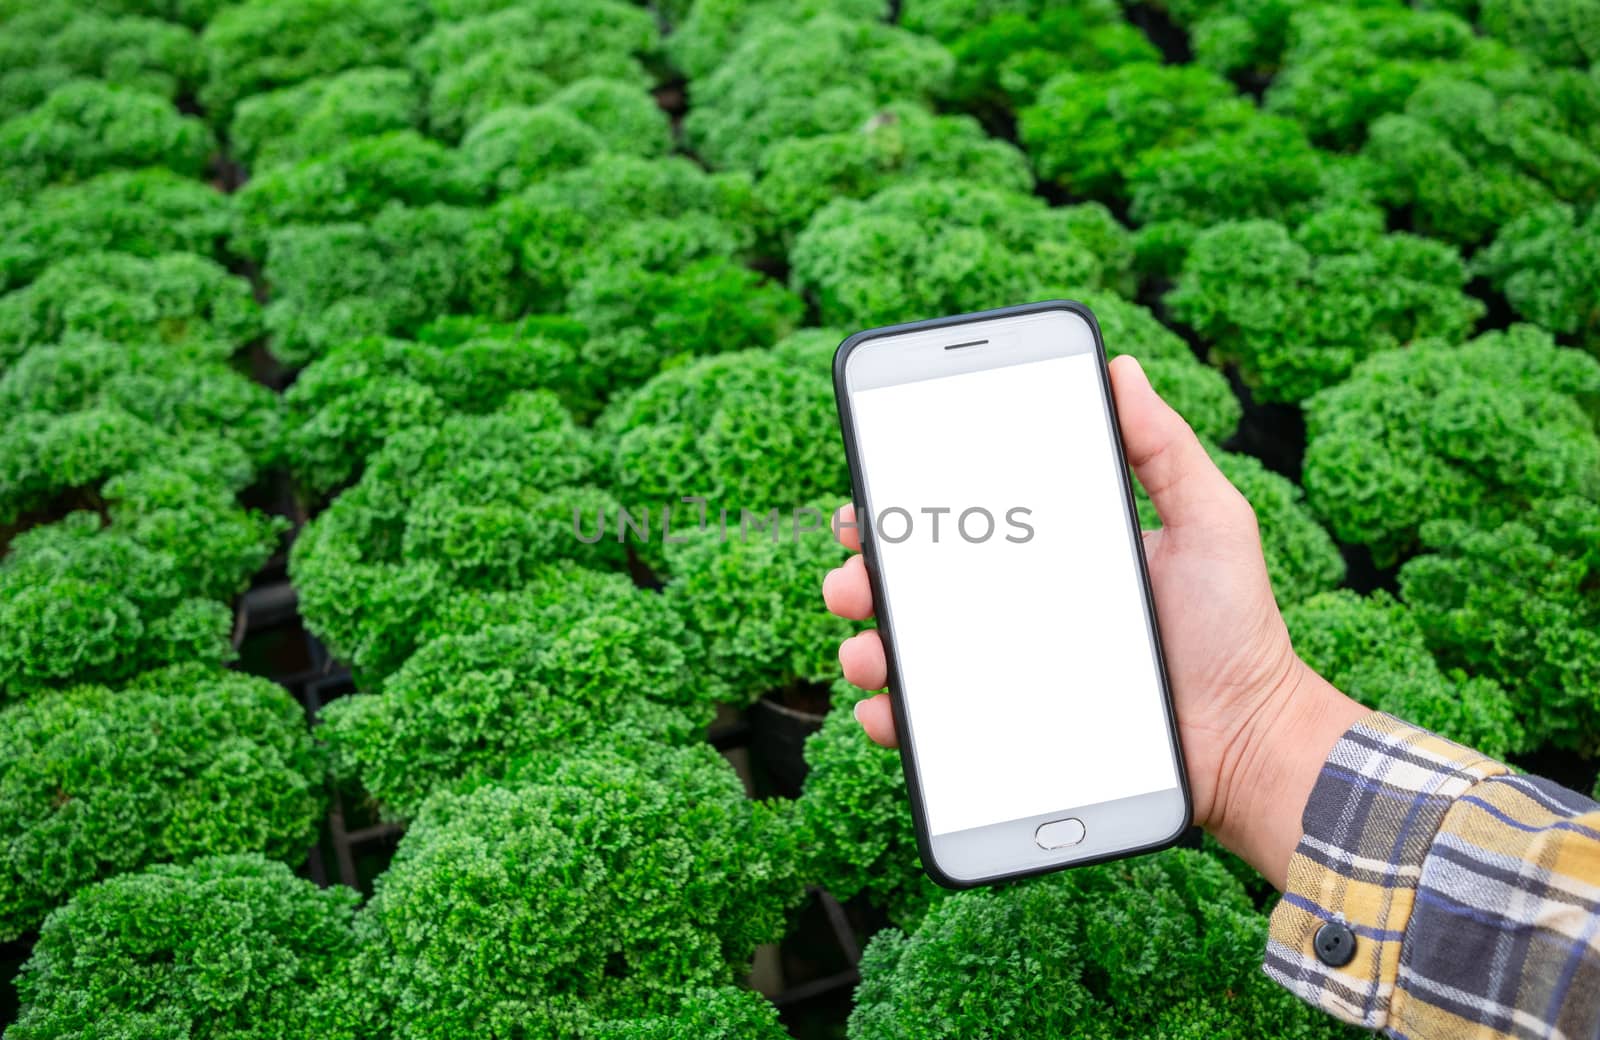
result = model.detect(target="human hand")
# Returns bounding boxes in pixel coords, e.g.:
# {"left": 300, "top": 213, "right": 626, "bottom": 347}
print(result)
{"left": 821, "top": 355, "right": 1364, "bottom": 889}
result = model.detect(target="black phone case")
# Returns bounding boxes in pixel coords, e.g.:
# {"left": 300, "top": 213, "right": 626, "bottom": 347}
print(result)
{"left": 831, "top": 299, "right": 1194, "bottom": 889}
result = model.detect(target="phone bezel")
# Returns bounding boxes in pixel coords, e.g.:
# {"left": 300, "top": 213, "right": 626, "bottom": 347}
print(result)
{"left": 832, "top": 299, "right": 1193, "bottom": 888}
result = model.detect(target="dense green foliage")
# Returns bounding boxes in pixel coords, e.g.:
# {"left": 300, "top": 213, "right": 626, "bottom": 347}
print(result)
{"left": 1477, "top": 204, "right": 1600, "bottom": 348}
{"left": 791, "top": 180, "right": 1134, "bottom": 328}
{"left": 664, "top": 512, "right": 857, "bottom": 706}
{"left": 1020, "top": 62, "right": 1253, "bottom": 199}
{"left": 602, "top": 330, "right": 845, "bottom": 517}
{"left": 1166, "top": 210, "right": 1483, "bottom": 403}
{"left": 280, "top": 319, "right": 587, "bottom": 497}
{"left": 0, "top": 169, "right": 231, "bottom": 293}
{"left": 290, "top": 391, "right": 625, "bottom": 678}
{"left": 1127, "top": 118, "right": 1379, "bottom": 274}
{"left": 0, "top": 669, "right": 324, "bottom": 939}
{"left": 0, "top": 489, "right": 282, "bottom": 697}
{"left": 0, "top": 80, "right": 213, "bottom": 199}
{"left": 1400, "top": 498, "right": 1600, "bottom": 752}
{"left": 1303, "top": 326, "right": 1600, "bottom": 565}
{"left": 234, "top": 131, "right": 481, "bottom": 259}
{"left": 0, "top": 336, "right": 280, "bottom": 521}
{"left": 0, "top": 3, "right": 201, "bottom": 121}
{"left": 408, "top": 0, "right": 657, "bottom": 141}
{"left": 0, "top": 252, "right": 259, "bottom": 371}
{"left": 800, "top": 689, "right": 945, "bottom": 926}
{"left": 755, "top": 104, "right": 1032, "bottom": 242}
{"left": 1477, "top": 0, "right": 1600, "bottom": 66}
{"left": 229, "top": 67, "right": 421, "bottom": 172}
{"left": 1363, "top": 70, "right": 1600, "bottom": 244}
{"left": 1287, "top": 590, "right": 1526, "bottom": 758}
{"left": 199, "top": 0, "right": 430, "bottom": 118}
{"left": 359, "top": 745, "right": 804, "bottom": 1036}
{"left": 899, "top": 0, "right": 1159, "bottom": 110}
{"left": 1263, "top": 5, "right": 1521, "bottom": 149}
{"left": 684, "top": 14, "right": 952, "bottom": 170}
{"left": 259, "top": 203, "right": 495, "bottom": 365}
{"left": 318, "top": 565, "right": 705, "bottom": 817}
{"left": 591, "top": 988, "right": 789, "bottom": 1040}
{"left": 849, "top": 850, "right": 1349, "bottom": 1039}
{"left": 9, "top": 855, "right": 362, "bottom": 1038}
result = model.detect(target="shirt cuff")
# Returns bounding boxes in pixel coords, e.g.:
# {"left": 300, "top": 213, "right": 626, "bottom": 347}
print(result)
{"left": 1262, "top": 711, "right": 1508, "bottom": 1030}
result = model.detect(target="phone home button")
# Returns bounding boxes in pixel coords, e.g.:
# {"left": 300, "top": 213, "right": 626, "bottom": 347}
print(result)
{"left": 1035, "top": 817, "right": 1086, "bottom": 850}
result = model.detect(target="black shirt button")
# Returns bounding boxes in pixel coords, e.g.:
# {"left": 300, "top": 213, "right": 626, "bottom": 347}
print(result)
{"left": 1314, "top": 921, "right": 1357, "bottom": 967}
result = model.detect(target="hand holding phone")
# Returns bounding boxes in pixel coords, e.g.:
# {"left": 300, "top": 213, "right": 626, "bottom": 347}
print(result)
{"left": 829, "top": 302, "right": 1360, "bottom": 888}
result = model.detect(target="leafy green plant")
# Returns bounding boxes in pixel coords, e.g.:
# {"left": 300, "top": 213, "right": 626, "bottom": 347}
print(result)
{"left": 408, "top": 0, "right": 656, "bottom": 141}
{"left": 666, "top": 0, "right": 886, "bottom": 81}
{"left": 199, "top": 0, "right": 431, "bottom": 119}
{"left": 1363, "top": 70, "right": 1600, "bottom": 244}
{"left": 683, "top": 14, "right": 953, "bottom": 171}
{"left": 1166, "top": 209, "right": 1483, "bottom": 403}
{"left": 800, "top": 689, "right": 946, "bottom": 927}
{"left": 281, "top": 318, "right": 587, "bottom": 497}
{"left": 229, "top": 67, "right": 421, "bottom": 172}
{"left": 318, "top": 564, "right": 706, "bottom": 817}
{"left": 1476, "top": 204, "right": 1600, "bottom": 349}
{"left": 9, "top": 855, "right": 362, "bottom": 1038}
{"left": 0, "top": 3, "right": 202, "bottom": 121}
{"left": 259, "top": 204, "right": 499, "bottom": 365}
{"left": 0, "top": 169, "right": 231, "bottom": 294}
{"left": 0, "top": 336, "right": 281, "bottom": 521}
{"left": 849, "top": 849, "right": 1349, "bottom": 1039}
{"left": 233, "top": 131, "right": 481, "bottom": 259}
{"left": 488, "top": 154, "right": 761, "bottom": 316}
{"left": 1477, "top": 0, "right": 1600, "bottom": 66}
{"left": 1149, "top": 0, "right": 1326, "bottom": 78}
{"left": 756, "top": 103, "right": 1032, "bottom": 244}
{"left": 1134, "top": 448, "right": 1346, "bottom": 608}
{"left": 0, "top": 478, "right": 285, "bottom": 698}
{"left": 0, "top": 252, "right": 260, "bottom": 373}
{"left": 1286, "top": 590, "right": 1525, "bottom": 758}
{"left": 592, "top": 988, "right": 789, "bottom": 1040}
{"left": 0, "top": 669, "right": 324, "bottom": 939}
{"left": 1263, "top": 5, "right": 1521, "bottom": 149}
{"left": 1303, "top": 326, "right": 1600, "bottom": 564}
{"left": 790, "top": 180, "right": 1134, "bottom": 329}
{"left": 569, "top": 258, "right": 803, "bottom": 394}
{"left": 359, "top": 745, "right": 804, "bottom": 1036}
{"left": 1084, "top": 293, "right": 1241, "bottom": 445}
{"left": 1126, "top": 118, "right": 1380, "bottom": 275}
{"left": 601, "top": 330, "right": 846, "bottom": 521}
{"left": 663, "top": 508, "right": 856, "bottom": 707}
{"left": 0, "top": 80, "right": 213, "bottom": 199}
{"left": 901, "top": 0, "right": 1160, "bottom": 110}
{"left": 1399, "top": 497, "right": 1600, "bottom": 753}
{"left": 290, "top": 391, "right": 625, "bottom": 679}
{"left": 457, "top": 106, "right": 603, "bottom": 199}
{"left": 1019, "top": 62, "right": 1253, "bottom": 200}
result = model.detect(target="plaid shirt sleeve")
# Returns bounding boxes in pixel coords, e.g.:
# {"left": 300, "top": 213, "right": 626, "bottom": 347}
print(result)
{"left": 1263, "top": 711, "right": 1600, "bottom": 1038}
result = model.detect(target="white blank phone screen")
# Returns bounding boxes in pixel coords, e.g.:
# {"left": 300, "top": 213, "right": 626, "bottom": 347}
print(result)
{"left": 851, "top": 352, "right": 1179, "bottom": 836}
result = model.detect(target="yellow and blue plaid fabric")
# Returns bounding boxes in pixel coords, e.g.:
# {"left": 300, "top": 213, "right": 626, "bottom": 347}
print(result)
{"left": 1265, "top": 712, "right": 1600, "bottom": 1039}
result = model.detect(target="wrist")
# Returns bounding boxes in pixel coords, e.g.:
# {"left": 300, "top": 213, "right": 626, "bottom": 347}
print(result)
{"left": 1205, "top": 658, "right": 1367, "bottom": 890}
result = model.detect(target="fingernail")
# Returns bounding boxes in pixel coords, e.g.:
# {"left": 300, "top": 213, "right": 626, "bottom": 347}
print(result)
{"left": 852, "top": 700, "right": 865, "bottom": 724}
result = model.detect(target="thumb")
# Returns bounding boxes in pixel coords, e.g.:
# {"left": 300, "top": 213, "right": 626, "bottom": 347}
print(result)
{"left": 1109, "top": 354, "right": 1243, "bottom": 531}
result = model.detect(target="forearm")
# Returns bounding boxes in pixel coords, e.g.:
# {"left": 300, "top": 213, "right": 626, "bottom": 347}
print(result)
{"left": 1203, "top": 658, "right": 1367, "bottom": 891}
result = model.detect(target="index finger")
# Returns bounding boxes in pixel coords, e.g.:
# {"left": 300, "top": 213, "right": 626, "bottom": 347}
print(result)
{"left": 832, "top": 502, "right": 862, "bottom": 552}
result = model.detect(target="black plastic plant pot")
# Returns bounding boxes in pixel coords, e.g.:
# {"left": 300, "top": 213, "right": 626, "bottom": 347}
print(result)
{"left": 750, "top": 694, "right": 828, "bottom": 798}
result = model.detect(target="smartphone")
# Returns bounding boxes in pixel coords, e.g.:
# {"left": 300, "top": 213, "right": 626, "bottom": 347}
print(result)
{"left": 832, "top": 300, "right": 1190, "bottom": 887}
